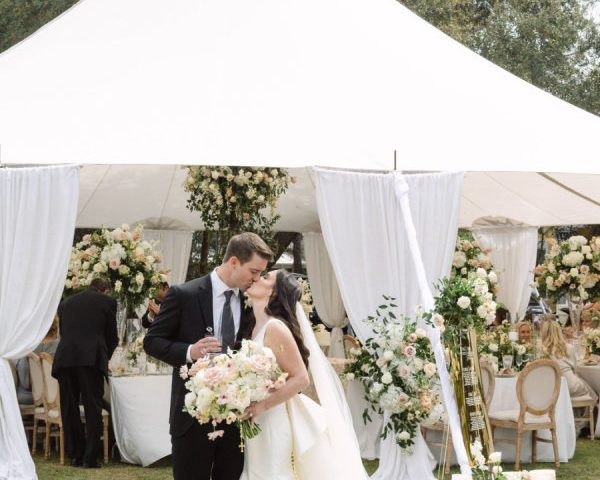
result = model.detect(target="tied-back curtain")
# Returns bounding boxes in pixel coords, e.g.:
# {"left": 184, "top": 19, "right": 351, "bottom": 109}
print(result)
{"left": 0, "top": 165, "right": 79, "bottom": 480}
{"left": 303, "top": 233, "right": 347, "bottom": 358}
{"left": 472, "top": 224, "right": 539, "bottom": 322}
{"left": 142, "top": 229, "right": 193, "bottom": 285}
{"left": 314, "top": 168, "right": 469, "bottom": 478}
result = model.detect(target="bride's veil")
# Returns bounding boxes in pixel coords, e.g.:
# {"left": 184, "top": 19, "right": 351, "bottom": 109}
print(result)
{"left": 295, "top": 303, "right": 369, "bottom": 478}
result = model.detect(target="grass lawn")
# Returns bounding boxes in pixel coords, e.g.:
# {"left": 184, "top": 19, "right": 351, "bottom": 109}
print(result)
{"left": 33, "top": 440, "right": 599, "bottom": 479}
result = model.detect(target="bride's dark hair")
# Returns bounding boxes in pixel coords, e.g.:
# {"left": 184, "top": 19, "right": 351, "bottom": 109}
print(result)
{"left": 266, "top": 270, "right": 310, "bottom": 368}
{"left": 241, "top": 270, "right": 310, "bottom": 367}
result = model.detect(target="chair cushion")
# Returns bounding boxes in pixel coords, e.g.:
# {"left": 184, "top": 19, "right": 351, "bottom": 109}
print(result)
{"left": 489, "top": 409, "right": 550, "bottom": 424}
{"left": 47, "top": 409, "right": 60, "bottom": 419}
{"left": 78, "top": 405, "right": 109, "bottom": 416}
{"left": 571, "top": 395, "right": 594, "bottom": 403}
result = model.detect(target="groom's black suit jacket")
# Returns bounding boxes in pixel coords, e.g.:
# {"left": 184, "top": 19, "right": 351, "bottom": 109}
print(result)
{"left": 144, "top": 274, "right": 251, "bottom": 438}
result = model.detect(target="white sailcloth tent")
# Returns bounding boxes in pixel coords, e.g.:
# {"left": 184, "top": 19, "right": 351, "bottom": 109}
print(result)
{"left": 0, "top": 0, "right": 599, "bottom": 174}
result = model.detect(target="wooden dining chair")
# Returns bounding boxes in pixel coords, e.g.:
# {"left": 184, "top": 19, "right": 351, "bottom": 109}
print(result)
{"left": 479, "top": 360, "right": 496, "bottom": 408}
{"left": 571, "top": 394, "right": 595, "bottom": 440}
{"left": 343, "top": 335, "right": 361, "bottom": 358}
{"left": 488, "top": 359, "right": 561, "bottom": 470}
{"left": 27, "top": 352, "right": 47, "bottom": 454}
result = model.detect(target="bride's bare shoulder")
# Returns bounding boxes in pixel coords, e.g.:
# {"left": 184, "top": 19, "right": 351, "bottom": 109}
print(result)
{"left": 264, "top": 317, "right": 293, "bottom": 341}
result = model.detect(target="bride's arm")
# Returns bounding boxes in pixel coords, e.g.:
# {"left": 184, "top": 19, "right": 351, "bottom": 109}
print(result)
{"left": 245, "top": 321, "right": 310, "bottom": 417}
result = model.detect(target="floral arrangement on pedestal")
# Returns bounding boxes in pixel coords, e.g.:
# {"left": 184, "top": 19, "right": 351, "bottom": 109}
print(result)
{"left": 425, "top": 276, "right": 498, "bottom": 355}
{"left": 534, "top": 235, "right": 600, "bottom": 303}
{"left": 478, "top": 322, "right": 532, "bottom": 373}
{"left": 451, "top": 235, "right": 499, "bottom": 299}
{"left": 182, "top": 166, "right": 295, "bottom": 270}
{"left": 64, "top": 224, "right": 169, "bottom": 310}
{"left": 342, "top": 297, "right": 443, "bottom": 452}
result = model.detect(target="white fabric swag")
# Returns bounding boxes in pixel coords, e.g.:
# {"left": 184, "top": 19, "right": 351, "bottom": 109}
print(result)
{"left": 142, "top": 229, "right": 193, "bottom": 285}
{"left": 303, "top": 233, "right": 347, "bottom": 358}
{"left": 472, "top": 223, "right": 539, "bottom": 322}
{"left": 314, "top": 168, "right": 470, "bottom": 478}
{"left": 0, "top": 165, "right": 79, "bottom": 480}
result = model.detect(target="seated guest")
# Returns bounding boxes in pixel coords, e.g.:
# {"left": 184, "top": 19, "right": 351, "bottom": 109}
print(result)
{"left": 540, "top": 319, "right": 597, "bottom": 402}
{"left": 141, "top": 282, "right": 169, "bottom": 328}
{"left": 34, "top": 315, "right": 60, "bottom": 356}
{"left": 11, "top": 358, "right": 33, "bottom": 405}
{"left": 516, "top": 321, "right": 533, "bottom": 343}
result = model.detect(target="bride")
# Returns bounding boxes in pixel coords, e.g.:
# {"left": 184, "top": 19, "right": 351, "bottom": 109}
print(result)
{"left": 239, "top": 269, "right": 368, "bottom": 479}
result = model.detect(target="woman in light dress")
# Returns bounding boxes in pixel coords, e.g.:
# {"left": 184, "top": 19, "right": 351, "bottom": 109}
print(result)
{"left": 239, "top": 270, "right": 368, "bottom": 480}
{"left": 540, "top": 320, "right": 597, "bottom": 403}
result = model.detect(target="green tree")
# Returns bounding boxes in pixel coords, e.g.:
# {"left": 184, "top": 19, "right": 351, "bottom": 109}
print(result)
{"left": 399, "top": 0, "right": 600, "bottom": 115}
{"left": 0, "top": 0, "right": 77, "bottom": 53}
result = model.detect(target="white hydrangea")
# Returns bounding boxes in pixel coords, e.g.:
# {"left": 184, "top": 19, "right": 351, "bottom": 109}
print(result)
{"left": 453, "top": 251, "right": 467, "bottom": 268}
{"left": 562, "top": 251, "right": 584, "bottom": 267}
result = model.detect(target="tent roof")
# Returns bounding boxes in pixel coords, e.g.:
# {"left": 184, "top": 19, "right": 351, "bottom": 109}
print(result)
{"left": 77, "top": 166, "right": 600, "bottom": 230}
{"left": 1, "top": 0, "right": 599, "bottom": 172}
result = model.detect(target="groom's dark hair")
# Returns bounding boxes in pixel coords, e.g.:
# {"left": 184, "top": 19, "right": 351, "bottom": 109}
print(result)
{"left": 224, "top": 232, "right": 272, "bottom": 264}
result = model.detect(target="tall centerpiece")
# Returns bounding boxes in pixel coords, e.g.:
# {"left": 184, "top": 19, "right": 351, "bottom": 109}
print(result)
{"left": 64, "top": 224, "right": 169, "bottom": 363}
{"left": 534, "top": 235, "right": 600, "bottom": 333}
{"left": 425, "top": 276, "right": 496, "bottom": 465}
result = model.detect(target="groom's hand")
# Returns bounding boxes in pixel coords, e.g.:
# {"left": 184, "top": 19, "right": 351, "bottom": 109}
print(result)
{"left": 190, "top": 336, "right": 222, "bottom": 360}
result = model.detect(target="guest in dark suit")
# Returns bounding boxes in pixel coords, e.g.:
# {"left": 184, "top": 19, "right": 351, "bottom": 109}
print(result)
{"left": 52, "top": 277, "right": 118, "bottom": 468}
{"left": 144, "top": 232, "right": 272, "bottom": 480}
{"left": 141, "top": 281, "right": 170, "bottom": 328}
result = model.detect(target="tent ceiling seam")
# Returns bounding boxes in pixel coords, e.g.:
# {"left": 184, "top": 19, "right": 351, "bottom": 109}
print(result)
{"left": 537, "top": 173, "right": 600, "bottom": 208}
{"left": 156, "top": 166, "right": 178, "bottom": 228}
{"left": 483, "top": 172, "right": 566, "bottom": 224}
{"left": 77, "top": 165, "right": 111, "bottom": 218}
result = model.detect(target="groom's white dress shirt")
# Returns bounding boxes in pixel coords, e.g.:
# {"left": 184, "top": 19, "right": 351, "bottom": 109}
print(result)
{"left": 186, "top": 269, "right": 241, "bottom": 362}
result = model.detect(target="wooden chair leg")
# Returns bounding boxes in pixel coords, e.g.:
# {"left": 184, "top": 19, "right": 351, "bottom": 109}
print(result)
{"left": 444, "top": 432, "right": 453, "bottom": 475}
{"left": 59, "top": 426, "right": 64, "bottom": 466}
{"left": 103, "top": 418, "right": 109, "bottom": 464}
{"left": 32, "top": 418, "right": 38, "bottom": 454}
{"left": 515, "top": 429, "right": 522, "bottom": 471}
{"left": 44, "top": 424, "right": 50, "bottom": 460}
{"left": 589, "top": 407, "right": 595, "bottom": 440}
{"left": 551, "top": 428, "right": 559, "bottom": 467}
{"left": 531, "top": 430, "right": 537, "bottom": 464}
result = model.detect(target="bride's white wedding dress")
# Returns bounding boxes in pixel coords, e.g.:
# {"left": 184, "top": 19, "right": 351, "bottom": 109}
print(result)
{"left": 240, "top": 312, "right": 369, "bottom": 480}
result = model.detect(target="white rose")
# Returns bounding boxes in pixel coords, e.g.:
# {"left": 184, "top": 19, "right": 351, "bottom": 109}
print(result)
{"left": 488, "top": 271, "right": 498, "bottom": 284}
{"left": 184, "top": 392, "right": 197, "bottom": 410}
{"left": 424, "top": 363, "right": 437, "bottom": 377}
{"left": 488, "top": 451, "right": 502, "bottom": 463}
{"left": 569, "top": 267, "right": 579, "bottom": 277}
{"left": 381, "top": 372, "right": 393, "bottom": 384}
{"left": 489, "top": 343, "right": 499, "bottom": 352}
{"left": 457, "top": 296, "right": 471, "bottom": 309}
{"left": 397, "top": 431, "right": 411, "bottom": 441}
{"left": 344, "top": 373, "right": 355, "bottom": 381}
{"left": 453, "top": 251, "right": 467, "bottom": 268}
{"left": 476, "top": 267, "right": 487, "bottom": 279}
{"left": 383, "top": 350, "right": 395, "bottom": 361}
{"left": 135, "top": 272, "right": 144, "bottom": 286}
{"left": 432, "top": 314, "right": 445, "bottom": 328}
{"left": 477, "top": 305, "right": 488, "bottom": 319}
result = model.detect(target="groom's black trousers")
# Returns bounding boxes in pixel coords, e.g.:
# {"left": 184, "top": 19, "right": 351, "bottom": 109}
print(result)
{"left": 172, "top": 422, "right": 244, "bottom": 480}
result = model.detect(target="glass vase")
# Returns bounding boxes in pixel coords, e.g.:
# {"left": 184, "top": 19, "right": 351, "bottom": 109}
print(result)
{"left": 568, "top": 295, "right": 583, "bottom": 337}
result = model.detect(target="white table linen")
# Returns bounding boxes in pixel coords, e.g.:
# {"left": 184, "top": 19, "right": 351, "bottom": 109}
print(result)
{"left": 110, "top": 375, "right": 171, "bottom": 466}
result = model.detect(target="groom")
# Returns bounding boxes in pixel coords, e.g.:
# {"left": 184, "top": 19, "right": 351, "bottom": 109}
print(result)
{"left": 144, "top": 232, "right": 272, "bottom": 480}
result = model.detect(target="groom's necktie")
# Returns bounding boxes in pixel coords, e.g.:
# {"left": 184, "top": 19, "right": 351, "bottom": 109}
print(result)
{"left": 221, "top": 290, "right": 235, "bottom": 351}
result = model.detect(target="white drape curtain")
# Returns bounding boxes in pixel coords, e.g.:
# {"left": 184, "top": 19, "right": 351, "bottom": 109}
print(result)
{"left": 314, "top": 168, "right": 470, "bottom": 478}
{"left": 142, "top": 229, "right": 193, "bottom": 285}
{"left": 0, "top": 165, "right": 79, "bottom": 480}
{"left": 472, "top": 224, "right": 539, "bottom": 322}
{"left": 303, "top": 233, "right": 347, "bottom": 358}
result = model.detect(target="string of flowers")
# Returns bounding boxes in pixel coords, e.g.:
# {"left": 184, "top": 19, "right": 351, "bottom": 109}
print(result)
{"left": 451, "top": 235, "right": 498, "bottom": 299}
{"left": 343, "top": 297, "right": 443, "bottom": 452}
{"left": 65, "top": 224, "right": 169, "bottom": 310}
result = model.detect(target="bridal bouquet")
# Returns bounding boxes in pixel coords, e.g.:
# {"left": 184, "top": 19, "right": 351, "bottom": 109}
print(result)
{"left": 180, "top": 339, "right": 288, "bottom": 447}
{"left": 343, "top": 297, "right": 443, "bottom": 452}
{"left": 534, "top": 235, "right": 600, "bottom": 303}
